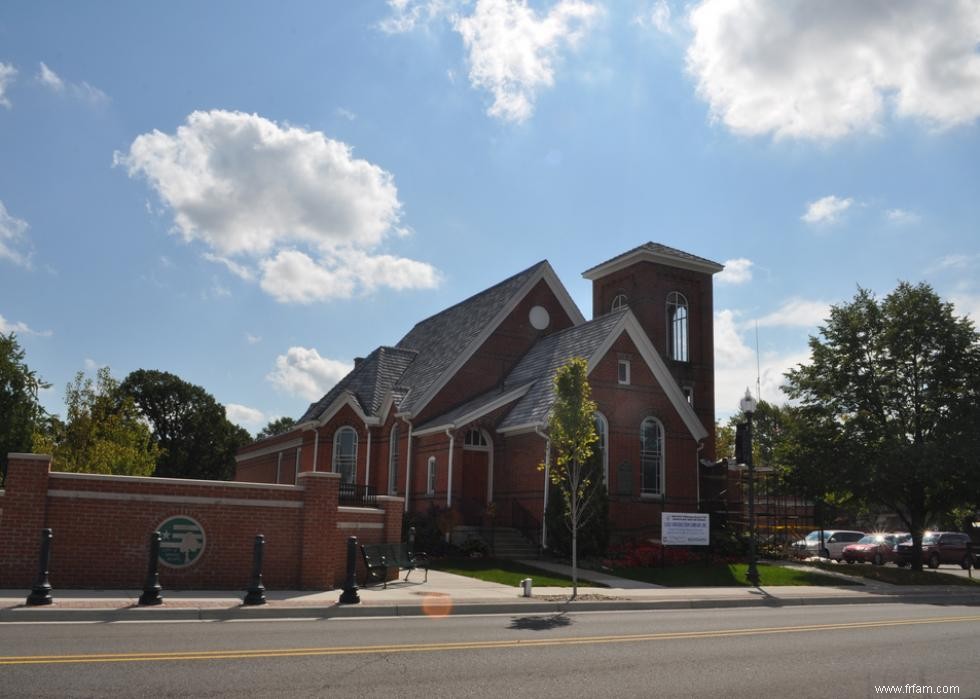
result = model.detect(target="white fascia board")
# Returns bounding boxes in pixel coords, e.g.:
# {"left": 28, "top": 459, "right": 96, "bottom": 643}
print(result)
{"left": 314, "top": 391, "right": 381, "bottom": 428}
{"left": 405, "top": 261, "right": 585, "bottom": 420}
{"left": 412, "top": 384, "right": 533, "bottom": 437}
{"left": 585, "top": 311, "right": 709, "bottom": 442}
{"left": 582, "top": 249, "right": 723, "bottom": 280}
{"left": 235, "top": 437, "right": 304, "bottom": 462}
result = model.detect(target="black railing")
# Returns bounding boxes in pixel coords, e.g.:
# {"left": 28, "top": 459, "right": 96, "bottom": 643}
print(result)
{"left": 338, "top": 482, "right": 378, "bottom": 507}
{"left": 512, "top": 499, "right": 541, "bottom": 548}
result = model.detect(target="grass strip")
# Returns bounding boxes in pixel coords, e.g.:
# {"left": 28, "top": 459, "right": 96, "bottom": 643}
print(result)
{"left": 607, "top": 562, "right": 861, "bottom": 587}
{"left": 804, "top": 561, "right": 980, "bottom": 586}
{"left": 431, "top": 558, "right": 603, "bottom": 587}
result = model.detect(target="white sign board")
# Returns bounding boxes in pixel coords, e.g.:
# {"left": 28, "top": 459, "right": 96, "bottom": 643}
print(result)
{"left": 662, "top": 513, "right": 710, "bottom": 546}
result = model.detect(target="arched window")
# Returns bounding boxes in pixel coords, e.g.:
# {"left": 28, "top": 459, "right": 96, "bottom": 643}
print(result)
{"left": 666, "top": 292, "right": 689, "bottom": 362}
{"left": 611, "top": 293, "right": 628, "bottom": 312}
{"left": 594, "top": 411, "right": 609, "bottom": 489}
{"left": 388, "top": 424, "right": 399, "bottom": 495}
{"left": 333, "top": 427, "right": 358, "bottom": 484}
{"left": 640, "top": 417, "right": 664, "bottom": 496}
{"left": 426, "top": 456, "right": 437, "bottom": 495}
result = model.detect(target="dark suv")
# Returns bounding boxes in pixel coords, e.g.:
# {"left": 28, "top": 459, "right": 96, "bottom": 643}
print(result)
{"left": 894, "top": 531, "right": 974, "bottom": 569}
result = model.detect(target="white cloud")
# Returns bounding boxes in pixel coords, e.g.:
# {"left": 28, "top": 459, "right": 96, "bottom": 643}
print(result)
{"left": 885, "top": 208, "right": 921, "bottom": 225}
{"left": 116, "top": 110, "right": 440, "bottom": 303}
{"left": 454, "top": 0, "right": 601, "bottom": 123}
{"left": 0, "top": 314, "right": 51, "bottom": 337}
{"left": 378, "top": 0, "right": 463, "bottom": 33}
{"left": 633, "top": 0, "right": 673, "bottom": 34}
{"left": 802, "top": 195, "right": 853, "bottom": 225}
{"left": 687, "top": 0, "right": 980, "bottom": 140}
{"left": 714, "top": 309, "right": 809, "bottom": 414}
{"left": 83, "top": 357, "right": 105, "bottom": 370}
{"left": 951, "top": 292, "right": 980, "bottom": 321}
{"left": 246, "top": 333, "right": 262, "bottom": 345}
{"left": 267, "top": 346, "right": 352, "bottom": 402}
{"left": 37, "top": 62, "right": 64, "bottom": 91}
{"left": 754, "top": 298, "right": 830, "bottom": 329}
{"left": 0, "top": 63, "right": 16, "bottom": 108}
{"left": 925, "top": 253, "right": 978, "bottom": 273}
{"left": 716, "top": 257, "right": 753, "bottom": 285}
{"left": 0, "top": 200, "right": 32, "bottom": 268}
{"left": 36, "top": 62, "right": 107, "bottom": 103}
{"left": 225, "top": 403, "right": 267, "bottom": 430}
{"left": 336, "top": 107, "right": 357, "bottom": 121}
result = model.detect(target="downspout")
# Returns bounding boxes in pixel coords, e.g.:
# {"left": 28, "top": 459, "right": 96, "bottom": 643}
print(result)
{"left": 402, "top": 416, "right": 414, "bottom": 513}
{"left": 696, "top": 440, "right": 704, "bottom": 511}
{"left": 535, "top": 425, "right": 550, "bottom": 550}
{"left": 445, "top": 428, "right": 455, "bottom": 508}
{"left": 312, "top": 427, "right": 320, "bottom": 472}
{"left": 364, "top": 424, "right": 372, "bottom": 489}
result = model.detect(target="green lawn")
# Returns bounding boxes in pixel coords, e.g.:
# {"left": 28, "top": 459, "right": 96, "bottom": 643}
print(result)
{"left": 431, "top": 558, "right": 603, "bottom": 587}
{"left": 608, "top": 562, "right": 861, "bottom": 587}
{"left": 805, "top": 561, "right": 980, "bottom": 586}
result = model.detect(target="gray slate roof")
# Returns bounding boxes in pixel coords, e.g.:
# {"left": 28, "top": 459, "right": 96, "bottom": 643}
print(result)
{"left": 497, "top": 310, "right": 629, "bottom": 430}
{"left": 298, "top": 346, "right": 417, "bottom": 423}
{"left": 413, "top": 383, "right": 532, "bottom": 433}
{"left": 581, "top": 241, "right": 723, "bottom": 277}
{"left": 298, "top": 260, "right": 548, "bottom": 424}
{"left": 392, "top": 260, "right": 548, "bottom": 414}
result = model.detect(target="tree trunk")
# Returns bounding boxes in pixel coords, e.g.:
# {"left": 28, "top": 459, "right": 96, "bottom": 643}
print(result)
{"left": 571, "top": 493, "right": 578, "bottom": 600}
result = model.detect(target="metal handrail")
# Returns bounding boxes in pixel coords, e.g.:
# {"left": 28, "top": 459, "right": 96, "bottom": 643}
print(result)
{"left": 338, "top": 482, "right": 378, "bottom": 507}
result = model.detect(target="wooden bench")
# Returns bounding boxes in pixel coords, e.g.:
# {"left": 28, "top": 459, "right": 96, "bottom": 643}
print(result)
{"left": 360, "top": 542, "right": 429, "bottom": 588}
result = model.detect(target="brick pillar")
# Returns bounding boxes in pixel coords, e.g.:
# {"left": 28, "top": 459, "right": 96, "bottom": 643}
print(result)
{"left": 376, "top": 495, "right": 405, "bottom": 544}
{"left": 0, "top": 453, "right": 52, "bottom": 587}
{"left": 297, "top": 471, "right": 340, "bottom": 590}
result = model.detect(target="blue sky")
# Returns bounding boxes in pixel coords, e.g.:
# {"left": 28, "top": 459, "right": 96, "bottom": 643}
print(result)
{"left": 2, "top": 1, "right": 978, "bottom": 432}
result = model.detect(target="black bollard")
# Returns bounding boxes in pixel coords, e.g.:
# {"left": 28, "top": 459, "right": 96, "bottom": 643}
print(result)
{"left": 338, "top": 536, "right": 361, "bottom": 604}
{"left": 138, "top": 531, "right": 163, "bottom": 606}
{"left": 243, "top": 534, "right": 267, "bottom": 606}
{"left": 26, "top": 528, "right": 54, "bottom": 606}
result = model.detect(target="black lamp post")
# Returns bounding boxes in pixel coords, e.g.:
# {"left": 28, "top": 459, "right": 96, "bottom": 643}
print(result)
{"left": 739, "top": 388, "right": 760, "bottom": 587}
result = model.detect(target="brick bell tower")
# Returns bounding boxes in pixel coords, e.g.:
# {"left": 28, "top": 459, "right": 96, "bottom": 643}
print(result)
{"left": 582, "top": 242, "right": 723, "bottom": 460}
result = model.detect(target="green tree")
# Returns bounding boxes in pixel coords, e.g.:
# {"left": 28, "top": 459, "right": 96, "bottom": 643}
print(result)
{"left": 782, "top": 283, "right": 980, "bottom": 571}
{"left": 119, "top": 369, "right": 252, "bottom": 481}
{"left": 256, "top": 416, "right": 296, "bottom": 440}
{"left": 542, "top": 357, "right": 602, "bottom": 598}
{"left": 545, "top": 447, "right": 609, "bottom": 560}
{"left": 34, "top": 367, "right": 160, "bottom": 476}
{"left": 0, "top": 333, "right": 49, "bottom": 483}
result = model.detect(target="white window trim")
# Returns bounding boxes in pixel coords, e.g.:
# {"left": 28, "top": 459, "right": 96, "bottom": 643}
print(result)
{"left": 618, "top": 359, "right": 631, "bottom": 385}
{"left": 594, "top": 411, "right": 609, "bottom": 489}
{"left": 611, "top": 293, "right": 628, "bottom": 312}
{"left": 640, "top": 416, "right": 665, "bottom": 497}
{"left": 388, "top": 425, "right": 399, "bottom": 495}
{"left": 666, "top": 291, "right": 689, "bottom": 363}
{"left": 332, "top": 426, "right": 358, "bottom": 484}
{"left": 426, "top": 456, "right": 436, "bottom": 495}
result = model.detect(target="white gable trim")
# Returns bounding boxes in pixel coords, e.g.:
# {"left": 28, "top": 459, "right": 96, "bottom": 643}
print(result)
{"left": 413, "top": 384, "right": 532, "bottom": 436}
{"left": 310, "top": 391, "right": 382, "bottom": 429}
{"left": 586, "top": 311, "right": 709, "bottom": 442}
{"left": 403, "top": 261, "right": 585, "bottom": 419}
{"left": 582, "top": 247, "right": 723, "bottom": 279}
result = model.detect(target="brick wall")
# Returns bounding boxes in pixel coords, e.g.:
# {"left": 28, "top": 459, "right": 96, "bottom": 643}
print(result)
{"left": 0, "top": 454, "right": 403, "bottom": 591}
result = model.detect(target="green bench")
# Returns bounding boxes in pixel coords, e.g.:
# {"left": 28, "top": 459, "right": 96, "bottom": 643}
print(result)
{"left": 360, "top": 542, "right": 429, "bottom": 588}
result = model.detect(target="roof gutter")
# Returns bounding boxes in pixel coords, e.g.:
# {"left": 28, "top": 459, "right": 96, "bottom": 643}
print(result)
{"left": 535, "top": 424, "right": 550, "bottom": 550}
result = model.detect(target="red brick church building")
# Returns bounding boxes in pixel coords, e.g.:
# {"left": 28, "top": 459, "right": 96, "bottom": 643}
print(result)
{"left": 235, "top": 243, "right": 723, "bottom": 545}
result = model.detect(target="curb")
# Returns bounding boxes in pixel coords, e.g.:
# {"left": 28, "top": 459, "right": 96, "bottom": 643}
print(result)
{"left": 3, "top": 591, "right": 980, "bottom": 623}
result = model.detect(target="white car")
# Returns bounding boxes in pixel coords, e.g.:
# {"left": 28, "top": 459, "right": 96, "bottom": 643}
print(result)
{"left": 792, "top": 530, "right": 865, "bottom": 561}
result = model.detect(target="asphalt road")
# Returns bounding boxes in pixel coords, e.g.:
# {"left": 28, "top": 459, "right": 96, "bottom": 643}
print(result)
{"left": 2, "top": 603, "right": 978, "bottom": 698}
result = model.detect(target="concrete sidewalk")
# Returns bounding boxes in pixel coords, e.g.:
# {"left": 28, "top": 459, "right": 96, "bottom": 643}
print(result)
{"left": 3, "top": 562, "right": 979, "bottom": 622}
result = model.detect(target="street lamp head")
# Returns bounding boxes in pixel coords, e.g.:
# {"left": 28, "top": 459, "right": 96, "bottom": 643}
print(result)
{"left": 739, "top": 387, "right": 758, "bottom": 416}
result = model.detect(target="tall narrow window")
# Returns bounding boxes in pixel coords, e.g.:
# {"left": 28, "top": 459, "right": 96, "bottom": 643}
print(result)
{"left": 640, "top": 417, "right": 664, "bottom": 496}
{"left": 618, "top": 359, "right": 631, "bottom": 385}
{"left": 333, "top": 427, "right": 358, "bottom": 484}
{"left": 388, "top": 425, "right": 399, "bottom": 495}
{"left": 666, "top": 292, "right": 689, "bottom": 362}
{"left": 426, "top": 456, "right": 437, "bottom": 495}
{"left": 594, "top": 411, "right": 609, "bottom": 489}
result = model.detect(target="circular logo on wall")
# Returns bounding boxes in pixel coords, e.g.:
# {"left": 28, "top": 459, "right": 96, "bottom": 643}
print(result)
{"left": 157, "top": 516, "right": 206, "bottom": 568}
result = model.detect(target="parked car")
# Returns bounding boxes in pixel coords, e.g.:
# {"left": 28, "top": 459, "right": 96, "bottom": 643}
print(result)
{"left": 894, "top": 531, "right": 974, "bottom": 569}
{"left": 842, "top": 532, "right": 909, "bottom": 565}
{"left": 791, "top": 530, "right": 865, "bottom": 561}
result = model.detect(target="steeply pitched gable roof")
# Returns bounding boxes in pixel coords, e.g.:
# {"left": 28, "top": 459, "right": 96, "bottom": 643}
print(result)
{"left": 498, "top": 311, "right": 628, "bottom": 430}
{"left": 298, "top": 346, "right": 417, "bottom": 423}
{"left": 582, "top": 241, "right": 724, "bottom": 279}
